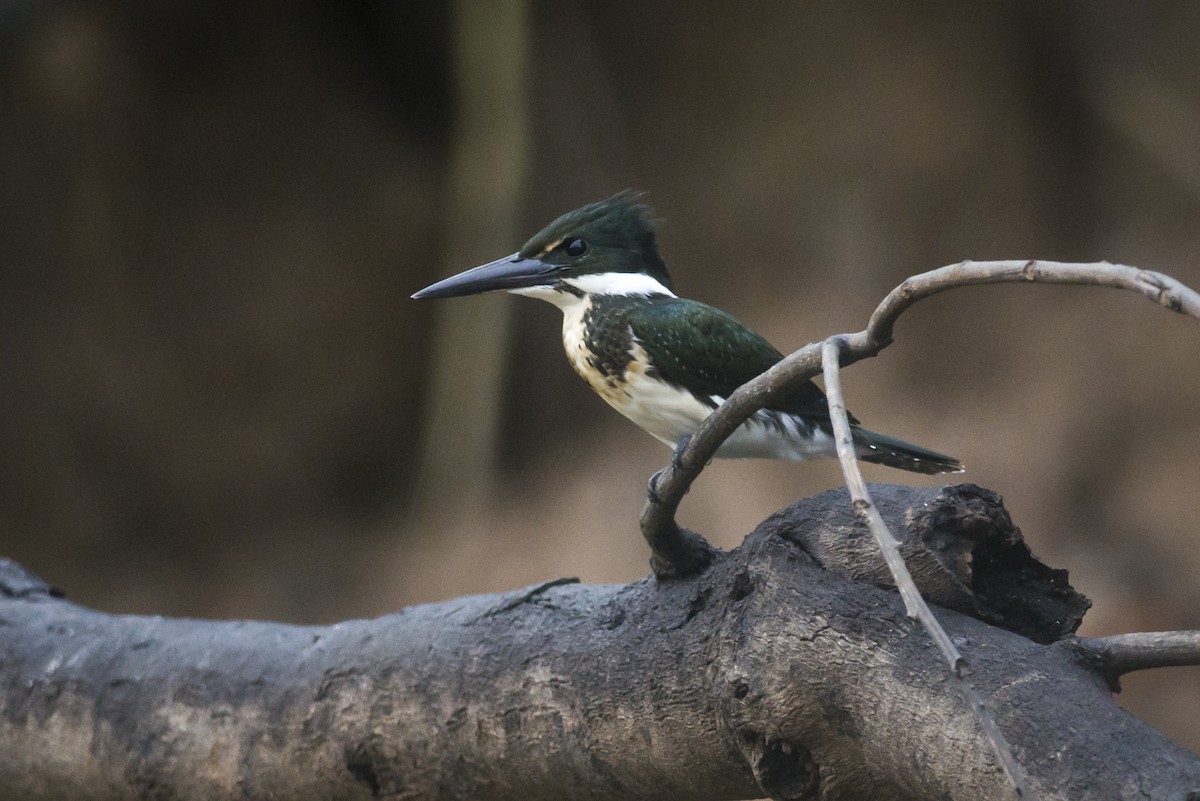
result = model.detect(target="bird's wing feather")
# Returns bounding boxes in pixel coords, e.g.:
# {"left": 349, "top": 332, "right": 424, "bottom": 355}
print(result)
{"left": 627, "top": 299, "right": 846, "bottom": 422}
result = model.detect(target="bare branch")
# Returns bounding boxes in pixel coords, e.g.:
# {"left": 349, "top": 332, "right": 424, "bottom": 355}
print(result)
{"left": 863, "top": 260, "right": 1200, "bottom": 350}
{"left": 1073, "top": 630, "right": 1200, "bottom": 685}
{"left": 641, "top": 260, "right": 1200, "bottom": 578}
{"left": 822, "top": 339, "right": 1033, "bottom": 800}
{"left": 820, "top": 340, "right": 963, "bottom": 672}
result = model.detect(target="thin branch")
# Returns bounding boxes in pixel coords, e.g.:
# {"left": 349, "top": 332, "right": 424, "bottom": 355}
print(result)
{"left": 822, "top": 338, "right": 1034, "bottom": 800}
{"left": 820, "top": 340, "right": 963, "bottom": 672}
{"left": 640, "top": 260, "right": 1200, "bottom": 577}
{"left": 862, "top": 260, "right": 1200, "bottom": 351}
{"left": 1073, "top": 630, "right": 1200, "bottom": 680}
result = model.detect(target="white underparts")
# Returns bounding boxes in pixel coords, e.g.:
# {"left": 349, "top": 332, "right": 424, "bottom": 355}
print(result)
{"left": 605, "top": 367, "right": 837, "bottom": 460}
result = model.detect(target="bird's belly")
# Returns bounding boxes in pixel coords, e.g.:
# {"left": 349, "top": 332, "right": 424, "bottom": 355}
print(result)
{"left": 607, "top": 369, "right": 713, "bottom": 447}
{"left": 580, "top": 360, "right": 835, "bottom": 461}
{"left": 711, "top": 412, "right": 836, "bottom": 460}
{"left": 614, "top": 377, "right": 837, "bottom": 460}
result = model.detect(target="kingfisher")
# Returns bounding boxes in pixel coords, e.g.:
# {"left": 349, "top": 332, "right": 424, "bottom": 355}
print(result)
{"left": 412, "top": 192, "right": 962, "bottom": 474}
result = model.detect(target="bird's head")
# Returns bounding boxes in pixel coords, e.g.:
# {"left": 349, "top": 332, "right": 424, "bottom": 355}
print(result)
{"left": 412, "top": 191, "right": 674, "bottom": 303}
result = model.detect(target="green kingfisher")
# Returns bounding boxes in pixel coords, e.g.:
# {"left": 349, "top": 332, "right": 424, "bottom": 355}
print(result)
{"left": 412, "top": 192, "right": 962, "bottom": 475}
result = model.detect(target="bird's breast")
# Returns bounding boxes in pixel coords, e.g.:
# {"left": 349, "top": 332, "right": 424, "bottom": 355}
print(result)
{"left": 560, "top": 299, "right": 713, "bottom": 445}
{"left": 561, "top": 298, "right": 633, "bottom": 405}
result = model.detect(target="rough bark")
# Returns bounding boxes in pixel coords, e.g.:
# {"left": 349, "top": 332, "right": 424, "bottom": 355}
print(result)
{"left": 0, "top": 484, "right": 1196, "bottom": 801}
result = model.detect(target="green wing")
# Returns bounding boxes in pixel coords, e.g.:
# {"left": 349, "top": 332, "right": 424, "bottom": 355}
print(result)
{"left": 627, "top": 298, "right": 844, "bottom": 422}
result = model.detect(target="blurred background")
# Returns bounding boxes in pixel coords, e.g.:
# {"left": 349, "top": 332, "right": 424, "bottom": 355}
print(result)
{"left": 1, "top": 0, "right": 1198, "bottom": 750}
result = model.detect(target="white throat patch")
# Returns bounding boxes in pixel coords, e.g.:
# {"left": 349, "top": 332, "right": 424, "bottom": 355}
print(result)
{"left": 563, "top": 272, "right": 675, "bottom": 297}
{"left": 508, "top": 285, "right": 568, "bottom": 305}
{"left": 508, "top": 271, "right": 675, "bottom": 309}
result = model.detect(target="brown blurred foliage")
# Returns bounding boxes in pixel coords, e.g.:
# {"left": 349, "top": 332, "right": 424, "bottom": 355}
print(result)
{"left": 0, "top": 0, "right": 1197, "bottom": 750}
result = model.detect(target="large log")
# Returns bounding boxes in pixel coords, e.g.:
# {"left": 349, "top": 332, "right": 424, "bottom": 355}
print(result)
{"left": 0, "top": 484, "right": 1195, "bottom": 801}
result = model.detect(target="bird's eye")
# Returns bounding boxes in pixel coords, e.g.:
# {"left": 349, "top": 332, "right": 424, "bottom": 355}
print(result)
{"left": 564, "top": 238, "right": 588, "bottom": 257}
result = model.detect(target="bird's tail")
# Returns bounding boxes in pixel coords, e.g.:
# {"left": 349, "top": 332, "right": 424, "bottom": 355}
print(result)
{"left": 852, "top": 428, "right": 964, "bottom": 475}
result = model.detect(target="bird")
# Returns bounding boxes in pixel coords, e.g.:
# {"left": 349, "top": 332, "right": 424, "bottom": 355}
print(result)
{"left": 412, "top": 192, "right": 962, "bottom": 475}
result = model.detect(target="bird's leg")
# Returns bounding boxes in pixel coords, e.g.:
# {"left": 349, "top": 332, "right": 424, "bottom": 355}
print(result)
{"left": 648, "top": 435, "right": 692, "bottom": 504}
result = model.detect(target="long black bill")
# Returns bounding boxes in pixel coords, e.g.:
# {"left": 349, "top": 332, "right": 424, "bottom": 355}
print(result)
{"left": 411, "top": 253, "right": 556, "bottom": 299}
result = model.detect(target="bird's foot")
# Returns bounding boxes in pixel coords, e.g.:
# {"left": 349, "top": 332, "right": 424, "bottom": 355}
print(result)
{"left": 647, "top": 469, "right": 666, "bottom": 504}
{"left": 671, "top": 434, "right": 693, "bottom": 472}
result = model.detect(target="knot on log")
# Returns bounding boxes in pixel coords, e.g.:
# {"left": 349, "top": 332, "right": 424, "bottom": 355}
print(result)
{"left": 755, "top": 483, "right": 1090, "bottom": 644}
{"left": 648, "top": 523, "right": 721, "bottom": 581}
{"left": 744, "top": 733, "right": 819, "bottom": 801}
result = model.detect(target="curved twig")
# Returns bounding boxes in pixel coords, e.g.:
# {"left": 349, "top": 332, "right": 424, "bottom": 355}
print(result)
{"left": 641, "top": 260, "right": 1200, "bottom": 576}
